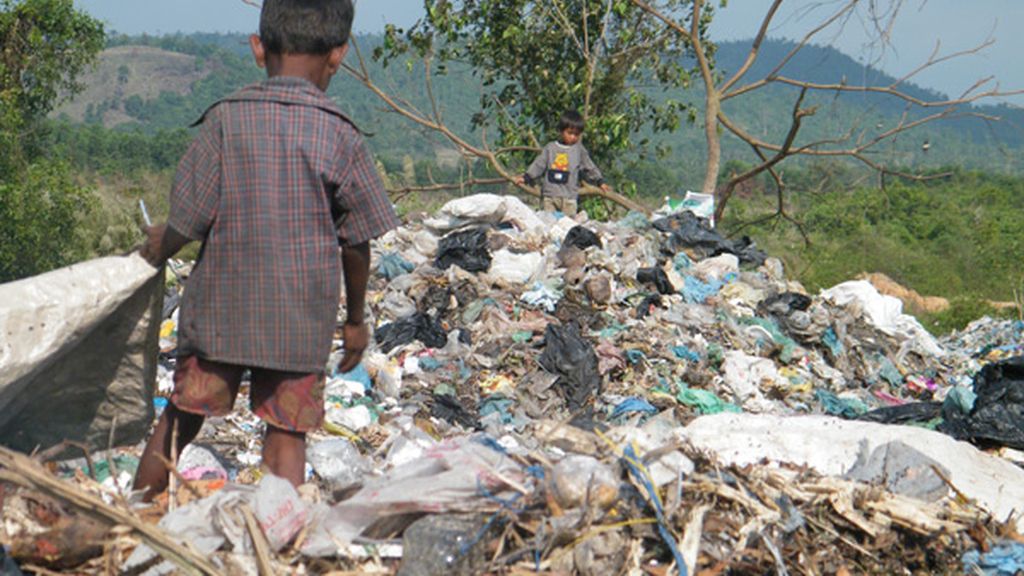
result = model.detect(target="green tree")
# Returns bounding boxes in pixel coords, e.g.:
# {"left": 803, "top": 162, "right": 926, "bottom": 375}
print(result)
{"left": 0, "top": 0, "right": 104, "bottom": 282}
{"left": 0, "top": 0, "right": 104, "bottom": 169}
{"left": 370, "top": 0, "right": 705, "bottom": 214}
{"left": 0, "top": 162, "right": 97, "bottom": 281}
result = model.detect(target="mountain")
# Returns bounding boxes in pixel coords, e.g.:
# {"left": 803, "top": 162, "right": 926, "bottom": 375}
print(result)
{"left": 51, "top": 33, "right": 1024, "bottom": 176}
{"left": 713, "top": 39, "right": 1024, "bottom": 152}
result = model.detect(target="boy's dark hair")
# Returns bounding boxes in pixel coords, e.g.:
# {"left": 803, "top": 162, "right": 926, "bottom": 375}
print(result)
{"left": 558, "top": 110, "right": 586, "bottom": 133}
{"left": 260, "top": 0, "right": 354, "bottom": 55}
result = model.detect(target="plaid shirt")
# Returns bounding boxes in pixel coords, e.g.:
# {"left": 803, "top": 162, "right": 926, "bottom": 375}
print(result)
{"left": 169, "top": 76, "right": 399, "bottom": 373}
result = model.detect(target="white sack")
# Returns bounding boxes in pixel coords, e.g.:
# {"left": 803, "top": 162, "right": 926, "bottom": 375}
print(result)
{"left": 488, "top": 249, "right": 545, "bottom": 285}
{"left": 425, "top": 194, "right": 545, "bottom": 233}
{"left": 0, "top": 254, "right": 162, "bottom": 452}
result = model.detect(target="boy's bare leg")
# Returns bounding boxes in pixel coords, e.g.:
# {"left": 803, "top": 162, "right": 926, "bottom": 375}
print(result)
{"left": 262, "top": 425, "right": 306, "bottom": 487}
{"left": 133, "top": 405, "right": 204, "bottom": 500}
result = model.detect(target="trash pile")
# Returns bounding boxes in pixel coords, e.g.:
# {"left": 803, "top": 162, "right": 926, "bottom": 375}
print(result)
{"left": 3, "top": 193, "right": 1024, "bottom": 575}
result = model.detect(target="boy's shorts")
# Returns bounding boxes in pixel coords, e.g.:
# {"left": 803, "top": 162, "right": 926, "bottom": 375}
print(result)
{"left": 543, "top": 196, "right": 578, "bottom": 217}
{"left": 170, "top": 355, "right": 325, "bottom": 433}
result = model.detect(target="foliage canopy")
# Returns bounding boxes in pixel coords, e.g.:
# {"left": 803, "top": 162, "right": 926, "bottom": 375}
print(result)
{"left": 377, "top": 0, "right": 706, "bottom": 167}
{"left": 0, "top": 0, "right": 104, "bottom": 282}
{"left": 0, "top": 0, "right": 104, "bottom": 168}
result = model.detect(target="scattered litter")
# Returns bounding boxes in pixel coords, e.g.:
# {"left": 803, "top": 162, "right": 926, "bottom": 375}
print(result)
{"left": 4, "top": 192, "right": 1024, "bottom": 574}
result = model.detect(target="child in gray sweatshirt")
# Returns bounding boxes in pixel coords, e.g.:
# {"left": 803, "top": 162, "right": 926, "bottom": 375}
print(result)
{"left": 516, "top": 110, "right": 611, "bottom": 217}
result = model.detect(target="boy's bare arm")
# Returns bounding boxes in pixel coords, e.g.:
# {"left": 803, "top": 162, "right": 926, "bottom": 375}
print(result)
{"left": 140, "top": 224, "right": 192, "bottom": 267}
{"left": 337, "top": 241, "right": 371, "bottom": 373}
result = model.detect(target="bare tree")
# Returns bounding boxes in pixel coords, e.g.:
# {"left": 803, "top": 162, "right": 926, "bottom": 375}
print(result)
{"left": 632, "top": 0, "right": 1024, "bottom": 225}
{"left": 239, "top": 0, "right": 705, "bottom": 215}
{"left": 341, "top": 40, "right": 654, "bottom": 213}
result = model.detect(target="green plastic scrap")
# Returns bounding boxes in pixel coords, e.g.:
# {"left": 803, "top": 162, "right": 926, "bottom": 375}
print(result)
{"left": 461, "top": 299, "right": 487, "bottom": 324}
{"left": 676, "top": 385, "right": 742, "bottom": 415}
{"left": 943, "top": 386, "right": 977, "bottom": 415}
{"left": 706, "top": 343, "right": 724, "bottom": 369}
{"left": 815, "top": 389, "right": 868, "bottom": 419}
{"left": 434, "top": 383, "right": 457, "bottom": 397}
{"left": 671, "top": 345, "right": 701, "bottom": 362}
{"left": 512, "top": 330, "right": 534, "bottom": 344}
{"left": 877, "top": 356, "right": 904, "bottom": 386}
{"left": 82, "top": 455, "right": 139, "bottom": 483}
{"left": 740, "top": 316, "right": 798, "bottom": 363}
{"left": 822, "top": 326, "right": 844, "bottom": 357}
{"left": 597, "top": 321, "right": 627, "bottom": 340}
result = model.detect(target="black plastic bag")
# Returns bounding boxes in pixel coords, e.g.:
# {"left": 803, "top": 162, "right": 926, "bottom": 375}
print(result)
{"left": 435, "top": 228, "right": 491, "bottom": 272}
{"left": 758, "top": 291, "right": 812, "bottom": 317}
{"left": 375, "top": 312, "right": 448, "bottom": 353}
{"left": 858, "top": 402, "right": 942, "bottom": 424}
{"left": 636, "top": 267, "right": 675, "bottom": 295}
{"left": 538, "top": 323, "right": 602, "bottom": 411}
{"left": 563, "top": 226, "right": 602, "bottom": 251}
{"left": 653, "top": 211, "right": 767, "bottom": 266}
{"left": 431, "top": 394, "right": 478, "bottom": 429}
{"left": 939, "top": 356, "right": 1024, "bottom": 450}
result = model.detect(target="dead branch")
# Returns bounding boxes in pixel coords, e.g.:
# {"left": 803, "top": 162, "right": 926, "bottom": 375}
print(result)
{"left": 0, "top": 445, "right": 221, "bottom": 576}
{"left": 632, "top": 0, "right": 1021, "bottom": 226}
{"left": 341, "top": 37, "right": 649, "bottom": 215}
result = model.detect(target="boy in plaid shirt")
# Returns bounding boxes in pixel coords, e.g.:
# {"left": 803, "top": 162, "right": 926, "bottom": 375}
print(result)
{"left": 134, "top": 0, "right": 399, "bottom": 500}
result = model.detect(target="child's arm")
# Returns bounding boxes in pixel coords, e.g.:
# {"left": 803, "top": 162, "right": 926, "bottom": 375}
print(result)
{"left": 337, "top": 241, "right": 371, "bottom": 373}
{"left": 522, "top": 148, "right": 548, "bottom": 185}
{"left": 578, "top": 147, "right": 611, "bottom": 192}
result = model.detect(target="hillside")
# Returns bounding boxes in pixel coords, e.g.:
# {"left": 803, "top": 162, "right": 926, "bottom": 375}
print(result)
{"left": 54, "top": 45, "right": 210, "bottom": 127}
{"left": 51, "top": 34, "right": 1024, "bottom": 177}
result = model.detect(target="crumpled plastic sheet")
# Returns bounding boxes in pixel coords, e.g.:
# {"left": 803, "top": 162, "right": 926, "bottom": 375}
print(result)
{"left": 676, "top": 386, "right": 742, "bottom": 415}
{"left": 815, "top": 389, "right": 868, "bottom": 419}
{"left": 682, "top": 275, "right": 726, "bottom": 304}
{"left": 377, "top": 251, "right": 415, "bottom": 280}
{"left": 435, "top": 228, "right": 492, "bottom": 273}
{"left": 821, "top": 280, "right": 944, "bottom": 357}
{"left": 521, "top": 282, "right": 562, "bottom": 312}
{"left": 940, "top": 356, "right": 1024, "bottom": 450}
{"left": 375, "top": 312, "right": 448, "bottom": 353}
{"left": 610, "top": 397, "right": 658, "bottom": 420}
{"left": 302, "top": 435, "right": 528, "bottom": 556}
{"left": 653, "top": 211, "right": 767, "bottom": 266}
{"left": 637, "top": 266, "right": 675, "bottom": 295}
{"left": 126, "top": 475, "right": 307, "bottom": 574}
{"left": 538, "top": 323, "right": 602, "bottom": 411}
{"left": 962, "top": 542, "right": 1024, "bottom": 576}
{"left": 563, "top": 225, "right": 602, "bottom": 251}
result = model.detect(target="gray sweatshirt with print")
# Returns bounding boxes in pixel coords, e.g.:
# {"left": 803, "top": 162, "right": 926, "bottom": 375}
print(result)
{"left": 523, "top": 141, "right": 604, "bottom": 199}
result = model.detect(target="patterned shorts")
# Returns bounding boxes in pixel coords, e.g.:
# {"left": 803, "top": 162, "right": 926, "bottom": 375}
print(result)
{"left": 171, "top": 355, "right": 325, "bottom": 432}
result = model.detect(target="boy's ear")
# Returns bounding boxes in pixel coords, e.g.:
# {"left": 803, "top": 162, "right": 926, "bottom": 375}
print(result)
{"left": 327, "top": 43, "right": 349, "bottom": 75}
{"left": 249, "top": 34, "right": 267, "bottom": 69}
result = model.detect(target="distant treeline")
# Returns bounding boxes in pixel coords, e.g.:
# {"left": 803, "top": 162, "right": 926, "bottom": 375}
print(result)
{"left": 69, "top": 32, "right": 1023, "bottom": 180}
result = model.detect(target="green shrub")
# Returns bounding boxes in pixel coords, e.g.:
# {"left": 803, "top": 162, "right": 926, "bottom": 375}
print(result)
{"left": 0, "top": 162, "right": 98, "bottom": 282}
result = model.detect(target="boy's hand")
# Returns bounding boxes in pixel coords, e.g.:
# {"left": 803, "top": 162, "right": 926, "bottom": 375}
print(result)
{"left": 600, "top": 183, "right": 612, "bottom": 194}
{"left": 140, "top": 224, "right": 168, "bottom": 267}
{"left": 337, "top": 321, "right": 369, "bottom": 373}
{"left": 514, "top": 175, "right": 526, "bottom": 185}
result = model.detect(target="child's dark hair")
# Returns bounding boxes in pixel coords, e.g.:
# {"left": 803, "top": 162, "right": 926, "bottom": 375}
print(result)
{"left": 260, "top": 0, "right": 354, "bottom": 55}
{"left": 558, "top": 110, "right": 586, "bottom": 133}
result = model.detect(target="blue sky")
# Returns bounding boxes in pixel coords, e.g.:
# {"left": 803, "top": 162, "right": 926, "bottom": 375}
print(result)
{"left": 73, "top": 0, "right": 1023, "bottom": 105}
